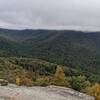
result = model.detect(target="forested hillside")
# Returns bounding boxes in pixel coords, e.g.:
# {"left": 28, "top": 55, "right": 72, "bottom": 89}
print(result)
{"left": 0, "top": 29, "right": 100, "bottom": 82}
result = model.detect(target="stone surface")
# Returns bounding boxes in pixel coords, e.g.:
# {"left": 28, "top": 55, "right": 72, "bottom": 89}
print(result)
{"left": 0, "top": 85, "right": 95, "bottom": 100}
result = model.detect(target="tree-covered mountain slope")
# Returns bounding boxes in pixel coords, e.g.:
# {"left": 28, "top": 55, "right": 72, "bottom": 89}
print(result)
{"left": 0, "top": 29, "right": 100, "bottom": 82}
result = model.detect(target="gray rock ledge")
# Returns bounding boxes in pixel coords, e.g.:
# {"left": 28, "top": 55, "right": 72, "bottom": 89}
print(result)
{"left": 0, "top": 85, "right": 95, "bottom": 100}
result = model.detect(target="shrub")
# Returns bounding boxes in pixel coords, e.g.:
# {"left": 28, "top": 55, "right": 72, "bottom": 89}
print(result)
{"left": 86, "top": 83, "right": 100, "bottom": 100}
{"left": 33, "top": 76, "right": 50, "bottom": 86}
{"left": 70, "top": 76, "right": 90, "bottom": 91}
{"left": 16, "top": 72, "right": 33, "bottom": 86}
{"left": 16, "top": 76, "right": 21, "bottom": 86}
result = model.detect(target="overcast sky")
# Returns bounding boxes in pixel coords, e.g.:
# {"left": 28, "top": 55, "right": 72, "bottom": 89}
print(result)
{"left": 0, "top": 0, "right": 100, "bottom": 31}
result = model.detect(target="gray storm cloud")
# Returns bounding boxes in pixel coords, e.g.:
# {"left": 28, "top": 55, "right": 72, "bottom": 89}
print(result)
{"left": 0, "top": 0, "right": 100, "bottom": 31}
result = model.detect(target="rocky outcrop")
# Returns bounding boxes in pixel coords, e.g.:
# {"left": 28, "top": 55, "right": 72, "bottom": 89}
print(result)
{"left": 0, "top": 85, "right": 95, "bottom": 100}
{"left": 0, "top": 79, "right": 8, "bottom": 86}
{"left": 47, "top": 86, "right": 95, "bottom": 100}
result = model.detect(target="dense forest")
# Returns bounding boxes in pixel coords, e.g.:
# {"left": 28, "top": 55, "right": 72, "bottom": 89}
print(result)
{"left": 0, "top": 28, "right": 100, "bottom": 99}
{"left": 0, "top": 28, "right": 100, "bottom": 83}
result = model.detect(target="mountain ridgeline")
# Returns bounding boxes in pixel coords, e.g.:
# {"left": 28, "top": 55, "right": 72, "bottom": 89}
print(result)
{"left": 0, "top": 28, "right": 100, "bottom": 82}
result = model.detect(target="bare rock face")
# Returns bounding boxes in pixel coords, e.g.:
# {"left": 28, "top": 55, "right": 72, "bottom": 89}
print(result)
{"left": 47, "top": 86, "right": 95, "bottom": 100}
{"left": 0, "top": 85, "right": 95, "bottom": 100}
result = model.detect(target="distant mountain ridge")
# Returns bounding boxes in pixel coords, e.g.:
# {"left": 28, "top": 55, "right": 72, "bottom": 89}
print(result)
{"left": 0, "top": 28, "right": 100, "bottom": 82}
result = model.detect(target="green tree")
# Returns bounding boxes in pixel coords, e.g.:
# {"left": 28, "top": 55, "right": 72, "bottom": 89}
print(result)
{"left": 71, "top": 75, "right": 90, "bottom": 91}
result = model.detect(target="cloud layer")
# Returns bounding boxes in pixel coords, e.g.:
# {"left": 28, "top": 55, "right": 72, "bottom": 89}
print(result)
{"left": 0, "top": 0, "right": 100, "bottom": 31}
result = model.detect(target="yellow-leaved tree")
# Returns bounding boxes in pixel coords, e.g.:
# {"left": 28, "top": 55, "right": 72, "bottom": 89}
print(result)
{"left": 16, "top": 76, "right": 21, "bottom": 86}
{"left": 55, "top": 65, "right": 65, "bottom": 80}
{"left": 54, "top": 65, "right": 69, "bottom": 86}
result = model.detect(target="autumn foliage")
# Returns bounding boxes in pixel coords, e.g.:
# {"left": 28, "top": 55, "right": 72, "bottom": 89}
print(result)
{"left": 16, "top": 72, "right": 33, "bottom": 86}
{"left": 16, "top": 76, "right": 21, "bottom": 86}
{"left": 54, "top": 65, "right": 69, "bottom": 86}
{"left": 55, "top": 65, "right": 65, "bottom": 81}
{"left": 87, "top": 83, "right": 100, "bottom": 100}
